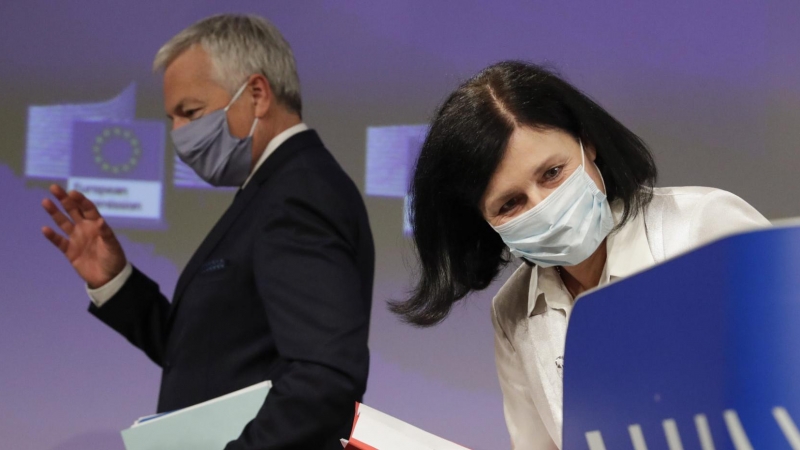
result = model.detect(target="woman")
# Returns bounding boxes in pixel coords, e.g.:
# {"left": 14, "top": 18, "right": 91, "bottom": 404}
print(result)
{"left": 391, "top": 61, "right": 769, "bottom": 449}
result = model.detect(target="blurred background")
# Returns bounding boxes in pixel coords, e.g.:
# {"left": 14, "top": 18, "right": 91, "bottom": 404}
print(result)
{"left": 1, "top": 1, "right": 798, "bottom": 448}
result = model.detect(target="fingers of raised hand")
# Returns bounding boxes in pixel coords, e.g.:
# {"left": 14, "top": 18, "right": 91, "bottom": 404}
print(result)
{"left": 41, "top": 226, "right": 69, "bottom": 254}
{"left": 47, "top": 185, "right": 84, "bottom": 223}
{"left": 69, "top": 190, "right": 102, "bottom": 221}
{"left": 41, "top": 198, "right": 74, "bottom": 234}
{"left": 49, "top": 184, "right": 68, "bottom": 200}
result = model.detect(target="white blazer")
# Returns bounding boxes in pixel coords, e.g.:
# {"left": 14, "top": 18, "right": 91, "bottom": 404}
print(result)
{"left": 490, "top": 187, "right": 770, "bottom": 449}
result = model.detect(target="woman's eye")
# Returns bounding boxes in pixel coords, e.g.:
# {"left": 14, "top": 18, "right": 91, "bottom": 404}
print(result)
{"left": 544, "top": 166, "right": 563, "bottom": 181}
{"left": 499, "top": 198, "right": 518, "bottom": 214}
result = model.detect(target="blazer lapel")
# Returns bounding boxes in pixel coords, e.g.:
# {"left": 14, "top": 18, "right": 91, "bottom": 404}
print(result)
{"left": 521, "top": 312, "right": 565, "bottom": 447}
{"left": 497, "top": 263, "right": 564, "bottom": 448}
{"left": 169, "top": 130, "right": 323, "bottom": 316}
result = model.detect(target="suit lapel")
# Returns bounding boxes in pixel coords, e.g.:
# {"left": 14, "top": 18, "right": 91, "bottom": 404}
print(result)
{"left": 169, "top": 130, "right": 323, "bottom": 316}
{"left": 170, "top": 183, "right": 259, "bottom": 312}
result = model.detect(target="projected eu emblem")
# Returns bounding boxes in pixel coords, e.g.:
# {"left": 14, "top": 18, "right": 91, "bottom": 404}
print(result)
{"left": 24, "top": 83, "right": 167, "bottom": 228}
{"left": 91, "top": 126, "right": 142, "bottom": 174}
{"left": 25, "top": 83, "right": 136, "bottom": 180}
{"left": 364, "top": 125, "right": 427, "bottom": 235}
{"left": 68, "top": 120, "right": 165, "bottom": 227}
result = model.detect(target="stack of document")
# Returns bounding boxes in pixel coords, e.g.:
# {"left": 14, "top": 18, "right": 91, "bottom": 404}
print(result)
{"left": 121, "top": 380, "right": 272, "bottom": 450}
{"left": 341, "top": 403, "right": 469, "bottom": 450}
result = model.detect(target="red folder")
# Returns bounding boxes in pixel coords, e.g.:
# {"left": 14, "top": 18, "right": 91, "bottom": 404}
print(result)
{"left": 341, "top": 403, "right": 470, "bottom": 450}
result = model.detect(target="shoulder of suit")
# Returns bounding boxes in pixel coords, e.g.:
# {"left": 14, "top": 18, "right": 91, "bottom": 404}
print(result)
{"left": 261, "top": 145, "right": 345, "bottom": 189}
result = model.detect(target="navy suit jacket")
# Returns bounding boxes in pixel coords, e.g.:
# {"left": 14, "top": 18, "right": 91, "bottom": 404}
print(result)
{"left": 90, "top": 130, "right": 375, "bottom": 449}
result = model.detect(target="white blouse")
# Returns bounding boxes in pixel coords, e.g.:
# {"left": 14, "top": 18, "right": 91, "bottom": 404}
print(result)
{"left": 490, "top": 187, "right": 771, "bottom": 449}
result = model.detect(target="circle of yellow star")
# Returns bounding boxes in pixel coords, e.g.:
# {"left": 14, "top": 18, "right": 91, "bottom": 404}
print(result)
{"left": 92, "top": 126, "right": 142, "bottom": 174}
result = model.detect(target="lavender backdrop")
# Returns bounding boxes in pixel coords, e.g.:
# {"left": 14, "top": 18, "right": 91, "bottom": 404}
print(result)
{"left": 1, "top": 1, "right": 799, "bottom": 449}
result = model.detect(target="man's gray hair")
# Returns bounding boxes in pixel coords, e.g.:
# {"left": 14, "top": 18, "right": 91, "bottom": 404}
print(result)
{"left": 154, "top": 14, "right": 302, "bottom": 115}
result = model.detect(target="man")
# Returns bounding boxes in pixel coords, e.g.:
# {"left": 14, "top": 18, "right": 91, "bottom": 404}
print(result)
{"left": 40, "top": 14, "right": 374, "bottom": 449}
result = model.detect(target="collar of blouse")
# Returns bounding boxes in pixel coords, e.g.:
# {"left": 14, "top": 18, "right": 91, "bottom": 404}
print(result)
{"left": 527, "top": 200, "right": 656, "bottom": 318}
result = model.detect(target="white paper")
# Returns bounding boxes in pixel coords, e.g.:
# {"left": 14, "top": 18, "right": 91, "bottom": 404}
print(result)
{"left": 121, "top": 380, "right": 272, "bottom": 450}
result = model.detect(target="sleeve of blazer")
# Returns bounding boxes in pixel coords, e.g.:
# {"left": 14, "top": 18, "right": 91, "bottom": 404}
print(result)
{"left": 87, "top": 265, "right": 171, "bottom": 367}
{"left": 226, "top": 169, "right": 371, "bottom": 450}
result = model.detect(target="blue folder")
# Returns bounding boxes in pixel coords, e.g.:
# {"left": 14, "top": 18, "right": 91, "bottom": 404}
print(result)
{"left": 563, "top": 223, "right": 800, "bottom": 449}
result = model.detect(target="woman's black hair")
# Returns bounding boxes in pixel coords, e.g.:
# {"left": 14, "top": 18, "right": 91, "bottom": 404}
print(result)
{"left": 390, "top": 60, "right": 657, "bottom": 326}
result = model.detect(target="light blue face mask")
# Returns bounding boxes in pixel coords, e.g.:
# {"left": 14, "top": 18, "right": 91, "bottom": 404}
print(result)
{"left": 171, "top": 82, "right": 258, "bottom": 187}
{"left": 490, "top": 141, "right": 614, "bottom": 267}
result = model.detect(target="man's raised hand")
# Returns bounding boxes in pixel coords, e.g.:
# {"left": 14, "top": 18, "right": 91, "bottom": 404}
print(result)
{"left": 41, "top": 185, "right": 127, "bottom": 288}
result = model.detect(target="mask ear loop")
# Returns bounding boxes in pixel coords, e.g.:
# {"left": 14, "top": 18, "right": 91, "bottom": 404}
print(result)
{"left": 580, "top": 139, "right": 586, "bottom": 167}
{"left": 224, "top": 81, "right": 259, "bottom": 138}
{"left": 247, "top": 118, "right": 259, "bottom": 137}
{"left": 224, "top": 81, "right": 250, "bottom": 112}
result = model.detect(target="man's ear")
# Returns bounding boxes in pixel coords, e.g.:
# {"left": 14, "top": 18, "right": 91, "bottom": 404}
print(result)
{"left": 248, "top": 74, "right": 272, "bottom": 119}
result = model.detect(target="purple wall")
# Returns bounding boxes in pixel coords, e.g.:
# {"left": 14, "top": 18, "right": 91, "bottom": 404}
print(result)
{"left": 1, "top": 1, "right": 799, "bottom": 449}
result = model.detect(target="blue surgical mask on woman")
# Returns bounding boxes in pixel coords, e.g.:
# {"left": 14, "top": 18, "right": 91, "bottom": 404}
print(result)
{"left": 171, "top": 81, "right": 258, "bottom": 187}
{"left": 490, "top": 141, "right": 614, "bottom": 267}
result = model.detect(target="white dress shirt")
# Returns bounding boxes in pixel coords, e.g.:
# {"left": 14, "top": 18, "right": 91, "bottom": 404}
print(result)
{"left": 87, "top": 123, "right": 309, "bottom": 307}
{"left": 490, "top": 186, "right": 770, "bottom": 449}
